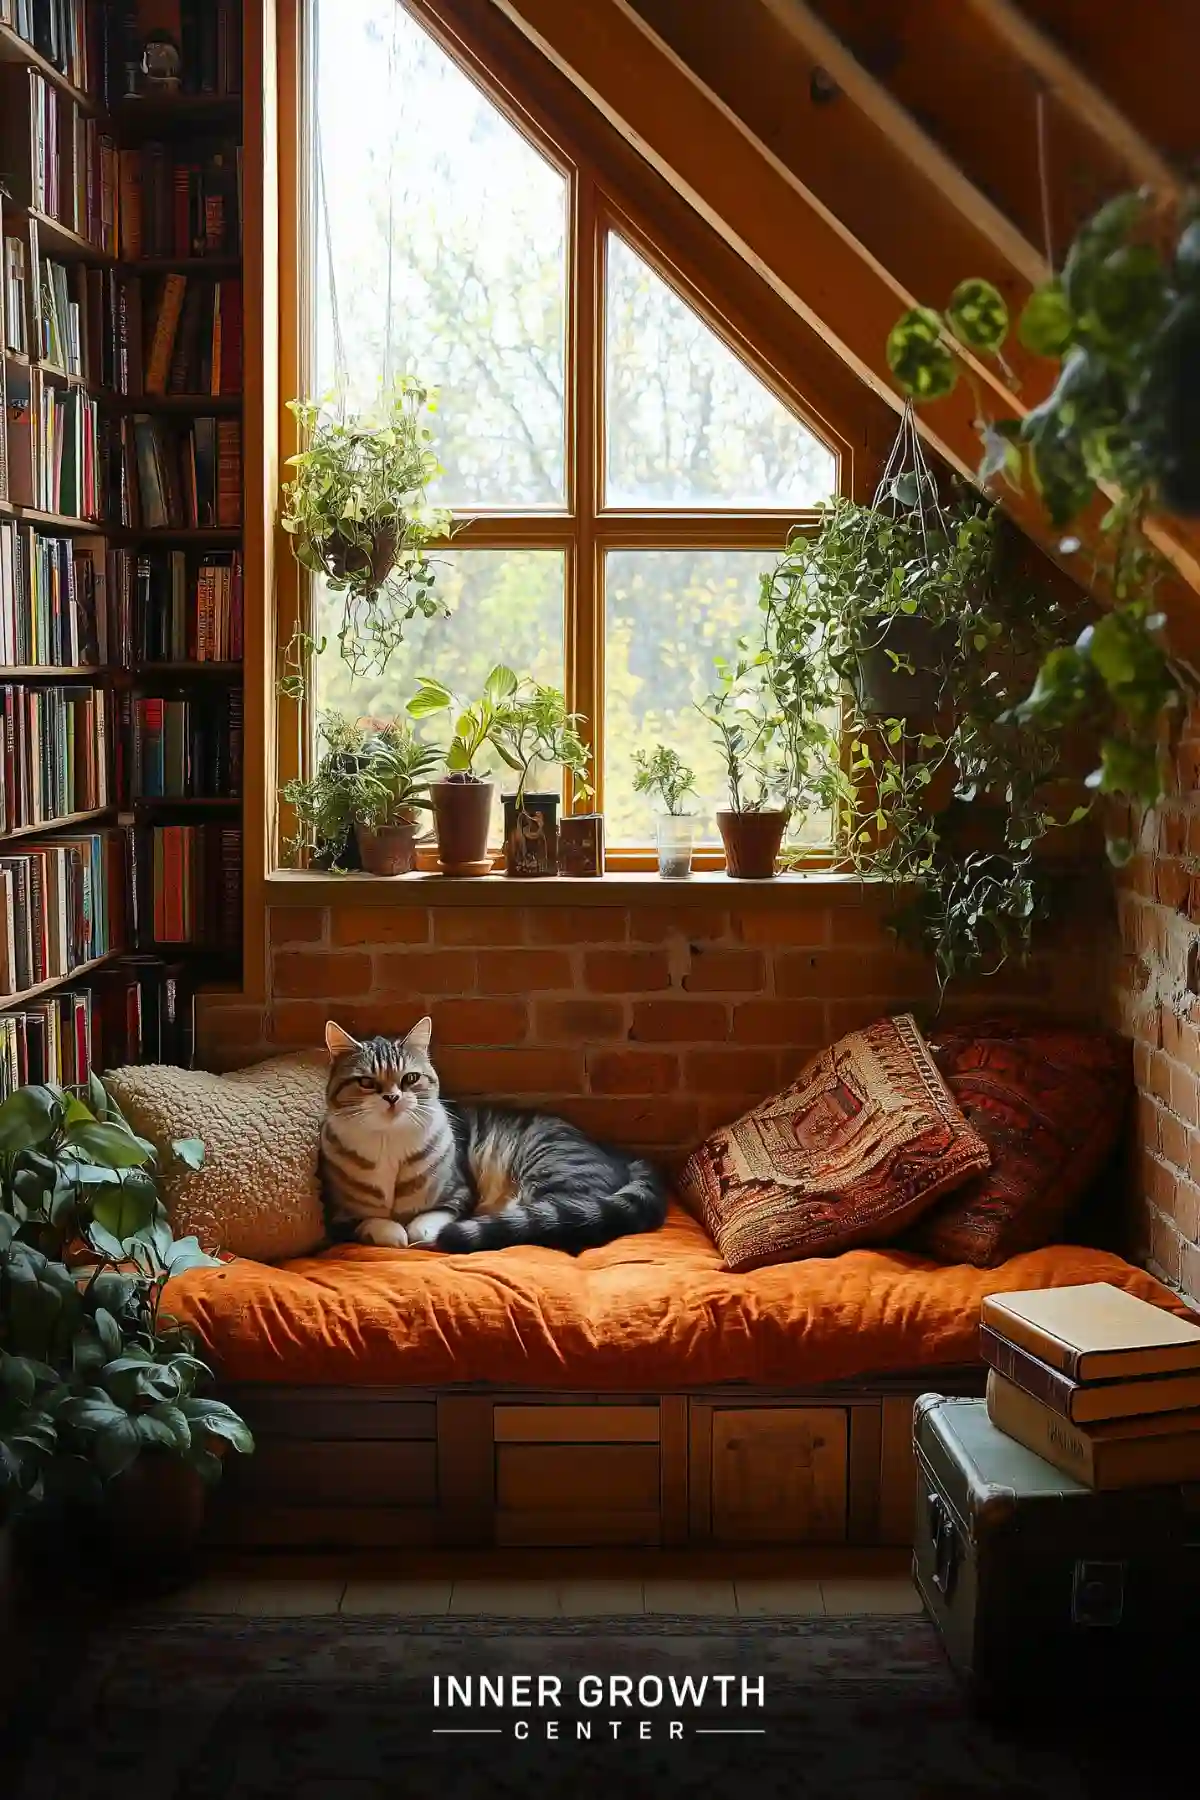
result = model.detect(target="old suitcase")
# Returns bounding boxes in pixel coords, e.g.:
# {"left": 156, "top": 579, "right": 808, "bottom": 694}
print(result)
{"left": 913, "top": 1393, "right": 1200, "bottom": 1702}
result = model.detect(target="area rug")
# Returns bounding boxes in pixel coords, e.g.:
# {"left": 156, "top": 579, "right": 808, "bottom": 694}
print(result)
{"left": 2, "top": 1613, "right": 1172, "bottom": 1799}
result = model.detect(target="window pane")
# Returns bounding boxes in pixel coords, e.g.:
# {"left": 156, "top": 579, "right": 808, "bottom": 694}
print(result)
{"left": 314, "top": 551, "right": 565, "bottom": 844}
{"left": 605, "top": 234, "right": 837, "bottom": 508}
{"left": 312, "top": 0, "right": 567, "bottom": 506}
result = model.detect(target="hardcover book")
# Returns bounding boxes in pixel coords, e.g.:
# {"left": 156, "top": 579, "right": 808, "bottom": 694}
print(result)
{"left": 979, "top": 1325, "right": 1200, "bottom": 1422}
{"left": 987, "top": 1370, "right": 1200, "bottom": 1490}
{"left": 980, "top": 1283, "right": 1200, "bottom": 1382}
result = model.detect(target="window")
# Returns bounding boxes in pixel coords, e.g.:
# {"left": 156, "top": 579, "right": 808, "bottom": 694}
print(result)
{"left": 301, "top": 0, "right": 840, "bottom": 864}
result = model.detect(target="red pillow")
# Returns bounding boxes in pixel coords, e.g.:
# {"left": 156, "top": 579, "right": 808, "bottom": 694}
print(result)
{"left": 910, "top": 1019, "right": 1132, "bottom": 1268}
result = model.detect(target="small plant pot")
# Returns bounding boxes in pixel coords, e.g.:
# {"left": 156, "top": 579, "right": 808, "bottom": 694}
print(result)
{"left": 559, "top": 813, "right": 604, "bottom": 878}
{"left": 355, "top": 815, "right": 421, "bottom": 876}
{"left": 656, "top": 814, "right": 696, "bottom": 880}
{"left": 717, "top": 809, "right": 787, "bottom": 879}
{"left": 503, "top": 792, "right": 559, "bottom": 877}
{"left": 324, "top": 520, "right": 400, "bottom": 588}
{"left": 432, "top": 778, "right": 494, "bottom": 875}
{"left": 853, "top": 614, "right": 954, "bottom": 716}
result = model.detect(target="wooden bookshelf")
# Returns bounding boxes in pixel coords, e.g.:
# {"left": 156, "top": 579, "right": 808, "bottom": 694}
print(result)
{"left": 0, "top": 2, "right": 246, "bottom": 1080}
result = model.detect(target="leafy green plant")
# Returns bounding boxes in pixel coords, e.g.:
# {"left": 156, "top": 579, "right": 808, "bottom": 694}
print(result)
{"left": 487, "top": 679, "right": 594, "bottom": 811}
{"left": 281, "top": 712, "right": 441, "bottom": 866}
{"left": 407, "top": 664, "right": 515, "bottom": 778}
{"left": 0, "top": 1080, "right": 252, "bottom": 1520}
{"left": 885, "top": 190, "right": 1200, "bottom": 831}
{"left": 633, "top": 745, "right": 697, "bottom": 816}
{"left": 280, "top": 379, "right": 454, "bottom": 680}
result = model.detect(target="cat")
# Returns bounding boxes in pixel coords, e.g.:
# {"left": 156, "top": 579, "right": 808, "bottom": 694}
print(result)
{"left": 319, "top": 1017, "right": 668, "bottom": 1254}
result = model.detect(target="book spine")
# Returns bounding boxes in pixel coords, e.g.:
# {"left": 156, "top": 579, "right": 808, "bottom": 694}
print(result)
{"left": 144, "top": 273, "right": 186, "bottom": 396}
{"left": 978, "top": 1326, "right": 1078, "bottom": 1419}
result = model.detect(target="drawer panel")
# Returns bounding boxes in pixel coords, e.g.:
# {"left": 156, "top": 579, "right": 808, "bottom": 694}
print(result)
{"left": 494, "top": 1405, "right": 660, "bottom": 1443}
{"left": 710, "top": 1406, "right": 848, "bottom": 1543}
{"left": 230, "top": 1439, "right": 437, "bottom": 1507}
{"left": 496, "top": 1443, "right": 660, "bottom": 1513}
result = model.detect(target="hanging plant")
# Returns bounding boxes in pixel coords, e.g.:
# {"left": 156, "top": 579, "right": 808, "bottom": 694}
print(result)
{"left": 884, "top": 189, "right": 1200, "bottom": 842}
{"left": 280, "top": 378, "right": 454, "bottom": 680}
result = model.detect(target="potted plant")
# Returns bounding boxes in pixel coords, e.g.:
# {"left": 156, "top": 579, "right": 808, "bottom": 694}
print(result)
{"left": 699, "top": 657, "right": 794, "bottom": 880}
{"left": 407, "top": 665, "right": 514, "bottom": 875}
{"left": 488, "top": 680, "right": 593, "bottom": 878}
{"left": 0, "top": 1079, "right": 253, "bottom": 1589}
{"left": 633, "top": 745, "right": 699, "bottom": 879}
{"left": 280, "top": 378, "right": 453, "bottom": 679}
{"left": 281, "top": 712, "right": 439, "bottom": 874}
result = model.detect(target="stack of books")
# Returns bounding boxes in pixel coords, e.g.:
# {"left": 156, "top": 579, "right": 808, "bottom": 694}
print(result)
{"left": 126, "top": 688, "right": 243, "bottom": 800}
{"left": 117, "top": 139, "right": 242, "bottom": 261}
{"left": 983, "top": 1283, "right": 1200, "bottom": 1489}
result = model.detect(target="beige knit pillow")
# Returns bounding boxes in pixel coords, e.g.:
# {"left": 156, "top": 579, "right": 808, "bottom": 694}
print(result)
{"left": 104, "top": 1053, "right": 328, "bottom": 1263}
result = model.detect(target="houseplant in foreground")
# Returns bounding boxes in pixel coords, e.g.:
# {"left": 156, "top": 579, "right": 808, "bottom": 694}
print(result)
{"left": 633, "top": 744, "right": 699, "bottom": 878}
{"left": 280, "top": 378, "right": 453, "bottom": 679}
{"left": 0, "top": 1079, "right": 252, "bottom": 1580}
{"left": 489, "top": 680, "right": 593, "bottom": 877}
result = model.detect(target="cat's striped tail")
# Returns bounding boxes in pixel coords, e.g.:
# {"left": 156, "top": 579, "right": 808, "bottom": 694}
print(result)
{"left": 435, "top": 1159, "right": 666, "bottom": 1255}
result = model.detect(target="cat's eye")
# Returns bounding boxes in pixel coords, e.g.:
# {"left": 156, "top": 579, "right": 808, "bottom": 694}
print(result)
{"left": 356, "top": 1077, "right": 376, "bottom": 1090}
{"left": 401, "top": 1071, "right": 421, "bottom": 1089}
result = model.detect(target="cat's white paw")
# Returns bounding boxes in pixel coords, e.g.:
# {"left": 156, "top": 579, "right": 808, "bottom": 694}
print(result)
{"left": 356, "top": 1217, "right": 409, "bottom": 1248}
{"left": 405, "top": 1209, "right": 458, "bottom": 1249}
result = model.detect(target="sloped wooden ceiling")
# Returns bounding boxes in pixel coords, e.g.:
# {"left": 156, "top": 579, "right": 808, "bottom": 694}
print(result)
{"left": 485, "top": 0, "right": 1200, "bottom": 629}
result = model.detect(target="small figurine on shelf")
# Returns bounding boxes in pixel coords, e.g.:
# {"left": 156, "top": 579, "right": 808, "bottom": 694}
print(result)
{"left": 141, "top": 31, "right": 184, "bottom": 94}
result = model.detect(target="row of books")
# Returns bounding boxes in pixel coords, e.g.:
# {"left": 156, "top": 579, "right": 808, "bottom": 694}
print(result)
{"left": 142, "top": 272, "right": 241, "bottom": 395}
{"left": 128, "top": 413, "right": 241, "bottom": 530}
{"left": 0, "top": 68, "right": 118, "bottom": 254}
{"left": 981, "top": 1283, "right": 1200, "bottom": 1489}
{"left": 125, "top": 689, "right": 243, "bottom": 800}
{"left": 0, "top": 525, "right": 104, "bottom": 667}
{"left": 0, "top": 958, "right": 199, "bottom": 1096}
{"left": 131, "top": 821, "right": 241, "bottom": 951}
{"left": 1, "top": 0, "right": 92, "bottom": 93}
{"left": 108, "top": 547, "right": 243, "bottom": 665}
{"left": 4, "top": 364, "right": 100, "bottom": 518}
{"left": 0, "top": 682, "right": 110, "bottom": 832}
{"left": 118, "top": 139, "right": 241, "bottom": 262}
{"left": 0, "top": 827, "right": 123, "bottom": 995}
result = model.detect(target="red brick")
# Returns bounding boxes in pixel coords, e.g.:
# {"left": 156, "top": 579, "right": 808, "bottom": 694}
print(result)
{"left": 1169, "top": 1057, "right": 1200, "bottom": 1127}
{"left": 827, "top": 902, "right": 893, "bottom": 948}
{"left": 1179, "top": 1240, "right": 1200, "bottom": 1304}
{"left": 553, "top": 1095, "right": 702, "bottom": 1150}
{"left": 526, "top": 907, "right": 629, "bottom": 944}
{"left": 584, "top": 950, "right": 672, "bottom": 993}
{"left": 587, "top": 1049, "right": 680, "bottom": 1095}
{"left": 427, "top": 999, "right": 528, "bottom": 1045}
{"left": 330, "top": 906, "right": 430, "bottom": 946}
{"left": 435, "top": 1047, "right": 582, "bottom": 1096}
{"left": 630, "top": 1000, "right": 728, "bottom": 1042}
{"left": 534, "top": 999, "right": 627, "bottom": 1041}
{"left": 476, "top": 949, "right": 574, "bottom": 992}
{"left": 730, "top": 1000, "right": 825, "bottom": 1045}
{"left": 272, "top": 950, "right": 373, "bottom": 999}
{"left": 434, "top": 907, "right": 524, "bottom": 946}
{"left": 269, "top": 999, "right": 401, "bottom": 1046}
{"left": 685, "top": 1048, "right": 778, "bottom": 1094}
{"left": 629, "top": 907, "right": 731, "bottom": 944}
{"left": 683, "top": 948, "right": 764, "bottom": 992}
{"left": 735, "top": 910, "right": 830, "bottom": 948}
{"left": 269, "top": 906, "right": 327, "bottom": 946}
{"left": 773, "top": 948, "right": 924, "bottom": 1000}
{"left": 372, "top": 949, "right": 477, "bottom": 994}
{"left": 1159, "top": 1106, "right": 1189, "bottom": 1168}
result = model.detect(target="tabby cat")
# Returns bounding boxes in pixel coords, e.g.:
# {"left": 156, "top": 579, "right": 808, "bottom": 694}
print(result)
{"left": 319, "top": 1018, "right": 667, "bottom": 1253}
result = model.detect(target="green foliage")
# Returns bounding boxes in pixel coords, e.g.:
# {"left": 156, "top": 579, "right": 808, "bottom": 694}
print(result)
{"left": 632, "top": 745, "right": 697, "bottom": 817}
{"left": 886, "top": 189, "right": 1200, "bottom": 833}
{"left": 407, "top": 664, "right": 518, "bottom": 778}
{"left": 281, "top": 380, "right": 454, "bottom": 680}
{"left": 282, "top": 711, "right": 442, "bottom": 866}
{"left": 486, "top": 679, "right": 594, "bottom": 810}
{"left": 0, "top": 1084, "right": 252, "bottom": 1521}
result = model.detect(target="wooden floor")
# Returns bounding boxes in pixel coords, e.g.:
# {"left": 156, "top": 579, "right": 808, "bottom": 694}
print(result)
{"left": 150, "top": 1549, "right": 920, "bottom": 1618}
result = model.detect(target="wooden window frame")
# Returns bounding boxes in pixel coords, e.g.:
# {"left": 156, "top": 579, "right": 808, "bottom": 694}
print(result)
{"left": 275, "top": 0, "right": 861, "bottom": 874}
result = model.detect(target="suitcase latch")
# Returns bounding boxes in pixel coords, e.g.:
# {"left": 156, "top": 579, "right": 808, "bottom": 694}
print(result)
{"left": 927, "top": 1490, "right": 958, "bottom": 1599}
{"left": 1071, "top": 1559, "right": 1126, "bottom": 1628}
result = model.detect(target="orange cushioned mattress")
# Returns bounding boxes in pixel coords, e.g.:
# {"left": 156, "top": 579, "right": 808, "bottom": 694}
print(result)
{"left": 164, "top": 1203, "right": 1190, "bottom": 1390}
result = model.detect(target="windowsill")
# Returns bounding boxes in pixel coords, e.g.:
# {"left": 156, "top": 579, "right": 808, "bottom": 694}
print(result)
{"left": 265, "top": 867, "right": 875, "bottom": 907}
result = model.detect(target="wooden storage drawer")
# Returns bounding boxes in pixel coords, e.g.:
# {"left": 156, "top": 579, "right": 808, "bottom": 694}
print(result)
{"left": 706, "top": 1406, "right": 849, "bottom": 1543}
{"left": 493, "top": 1411, "right": 664, "bottom": 1547}
{"left": 230, "top": 1438, "right": 438, "bottom": 1507}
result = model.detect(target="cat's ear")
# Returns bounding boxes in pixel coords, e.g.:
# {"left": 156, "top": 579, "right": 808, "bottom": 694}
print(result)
{"left": 324, "top": 1020, "right": 361, "bottom": 1058}
{"left": 403, "top": 1015, "right": 433, "bottom": 1056}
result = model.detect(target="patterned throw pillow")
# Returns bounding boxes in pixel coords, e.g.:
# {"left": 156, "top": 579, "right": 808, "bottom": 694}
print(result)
{"left": 909, "top": 1020, "right": 1132, "bottom": 1268}
{"left": 678, "top": 1013, "right": 992, "bottom": 1273}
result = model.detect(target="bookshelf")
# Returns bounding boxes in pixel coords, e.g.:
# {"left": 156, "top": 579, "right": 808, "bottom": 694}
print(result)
{"left": 0, "top": 0, "right": 246, "bottom": 1091}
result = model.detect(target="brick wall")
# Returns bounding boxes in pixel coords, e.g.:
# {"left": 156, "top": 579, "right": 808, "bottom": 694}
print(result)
{"left": 199, "top": 881, "right": 1106, "bottom": 1172}
{"left": 1108, "top": 723, "right": 1200, "bottom": 1303}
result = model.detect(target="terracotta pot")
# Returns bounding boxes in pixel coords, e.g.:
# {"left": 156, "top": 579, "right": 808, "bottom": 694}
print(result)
{"left": 502, "top": 792, "right": 559, "bottom": 877}
{"left": 717, "top": 809, "right": 787, "bottom": 879}
{"left": 431, "top": 779, "right": 494, "bottom": 875}
{"left": 355, "top": 815, "right": 420, "bottom": 876}
{"left": 324, "top": 521, "right": 400, "bottom": 587}
{"left": 104, "top": 1455, "right": 207, "bottom": 1588}
{"left": 558, "top": 813, "right": 604, "bottom": 878}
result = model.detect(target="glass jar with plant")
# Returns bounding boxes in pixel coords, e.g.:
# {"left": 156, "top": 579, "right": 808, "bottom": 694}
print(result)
{"left": 488, "top": 680, "right": 594, "bottom": 878}
{"left": 280, "top": 378, "right": 454, "bottom": 681}
{"left": 885, "top": 190, "right": 1200, "bottom": 852}
{"left": 633, "top": 745, "right": 699, "bottom": 879}
{"left": 281, "top": 712, "right": 440, "bottom": 875}
{"left": 0, "top": 1079, "right": 252, "bottom": 1585}
{"left": 407, "top": 665, "right": 516, "bottom": 876}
